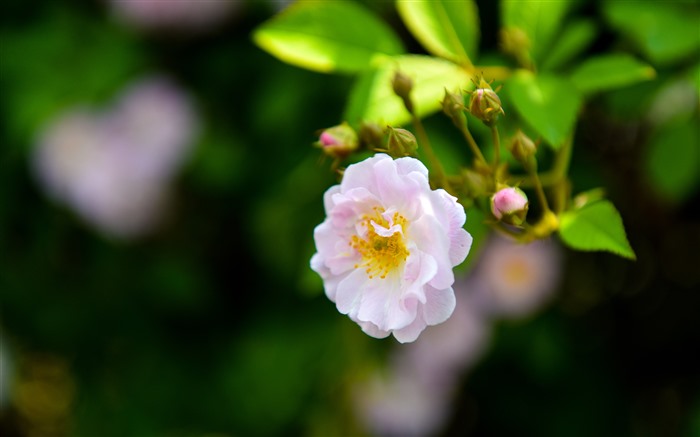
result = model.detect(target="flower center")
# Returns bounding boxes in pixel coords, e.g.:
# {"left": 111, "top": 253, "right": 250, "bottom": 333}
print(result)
{"left": 350, "top": 207, "right": 409, "bottom": 279}
{"left": 502, "top": 258, "right": 533, "bottom": 292}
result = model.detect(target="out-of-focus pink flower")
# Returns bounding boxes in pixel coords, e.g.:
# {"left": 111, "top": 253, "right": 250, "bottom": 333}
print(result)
{"left": 398, "top": 284, "right": 491, "bottom": 390}
{"left": 472, "top": 235, "right": 562, "bottom": 318}
{"left": 354, "top": 285, "right": 491, "bottom": 437}
{"left": 354, "top": 366, "right": 452, "bottom": 437}
{"left": 311, "top": 154, "right": 472, "bottom": 343}
{"left": 32, "top": 76, "right": 198, "bottom": 239}
{"left": 109, "top": 0, "right": 239, "bottom": 32}
{"left": 108, "top": 77, "right": 199, "bottom": 181}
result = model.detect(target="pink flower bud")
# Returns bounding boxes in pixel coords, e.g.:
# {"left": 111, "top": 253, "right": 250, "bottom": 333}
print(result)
{"left": 491, "top": 187, "right": 528, "bottom": 225}
{"left": 320, "top": 131, "right": 339, "bottom": 147}
{"left": 315, "top": 122, "right": 358, "bottom": 159}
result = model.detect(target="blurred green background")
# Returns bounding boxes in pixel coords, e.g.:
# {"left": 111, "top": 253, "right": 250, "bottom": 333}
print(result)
{"left": 1, "top": 1, "right": 699, "bottom": 436}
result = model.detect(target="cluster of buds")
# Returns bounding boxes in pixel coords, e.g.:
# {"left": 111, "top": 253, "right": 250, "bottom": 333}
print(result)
{"left": 315, "top": 121, "right": 419, "bottom": 162}
{"left": 491, "top": 186, "right": 529, "bottom": 226}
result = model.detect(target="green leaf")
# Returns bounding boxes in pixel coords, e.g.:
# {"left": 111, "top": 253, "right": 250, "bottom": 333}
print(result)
{"left": 689, "top": 62, "right": 700, "bottom": 100}
{"left": 541, "top": 19, "right": 597, "bottom": 72}
{"left": 645, "top": 119, "right": 700, "bottom": 204}
{"left": 396, "top": 0, "right": 479, "bottom": 66}
{"left": 559, "top": 200, "right": 636, "bottom": 260}
{"left": 603, "top": 1, "right": 700, "bottom": 66}
{"left": 570, "top": 54, "right": 656, "bottom": 95}
{"left": 506, "top": 70, "right": 582, "bottom": 149}
{"left": 344, "top": 55, "right": 471, "bottom": 126}
{"left": 501, "top": 0, "right": 575, "bottom": 66}
{"left": 252, "top": 1, "right": 404, "bottom": 73}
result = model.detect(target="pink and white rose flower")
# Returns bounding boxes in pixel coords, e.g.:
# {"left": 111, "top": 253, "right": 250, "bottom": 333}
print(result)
{"left": 311, "top": 154, "right": 472, "bottom": 343}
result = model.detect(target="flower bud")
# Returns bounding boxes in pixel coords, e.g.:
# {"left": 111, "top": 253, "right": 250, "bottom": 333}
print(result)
{"left": 441, "top": 89, "right": 467, "bottom": 128}
{"left": 500, "top": 27, "right": 531, "bottom": 57}
{"left": 392, "top": 71, "right": 414, "bottom": 113}
{"left": 508, "top": 130, "right": 537, "bottom": 164}
{"left": 468, "top": 77, "right": 504, "bottom": 126}
{"left": 315, "top": 122, "right": 358, "bottom": 159}
{"left": 359, "top": 122, "right": 385, "bottom": 150}
{"left": 386, "top": 126, "right": 418, "bottom": 157}
{"left": 491, "top": 186, "right": 529, "bottom": 226}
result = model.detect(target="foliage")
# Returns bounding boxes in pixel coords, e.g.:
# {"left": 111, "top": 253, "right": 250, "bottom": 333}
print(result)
{"left": 0, "top": 0, "right": 698, "bottom": 436}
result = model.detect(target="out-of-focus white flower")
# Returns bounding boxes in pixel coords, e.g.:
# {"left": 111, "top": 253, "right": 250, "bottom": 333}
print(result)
{"left": 311, "top": 154, "right": 472, "bottom": 343}
{"left": 353, "top": 286, "right": 490, "bottom": 437}
{"left": 108, "top": 77, "right": 199, "bottom": 181}
{"left": 109, "top": 0, "right": 239, "bottom": 32}
{"left": 473, "top": 235, "right": 562, "bottom": 318}
{"left": 398, "top": 284, "right": 491, "bottom": 390}
{"left": 354, "top": 366, "right": 452, "bottom": 437}
{"left": 32, "top": 76, "right": 198, "bottom": 239}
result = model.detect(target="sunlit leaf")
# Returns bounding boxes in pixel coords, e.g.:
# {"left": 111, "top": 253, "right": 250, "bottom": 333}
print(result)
{"left": 603, "top": 1, "right": 700, "bottom": 66}
{"left": 344, "top": 55, "right": 471, "bottom": 126}
{"left": 645, "top": 120, "right": 700, "bottom": 204}
{"left": 541, "top": 19, "right": 597, "bottom": 72}
{"left": 252, "top": 1, "right": 404, "bottom": 73}
{"left": 506, "top": 70, "right": 582, "bottom": 149}
{"left": 396, "top": 0, "right": 479, "bottom": 66}
{"left": 570, "top": 54, "right": 656, "bottom": 95}
{"left": 559, "top": 200, "right": 636, "bottom": 260}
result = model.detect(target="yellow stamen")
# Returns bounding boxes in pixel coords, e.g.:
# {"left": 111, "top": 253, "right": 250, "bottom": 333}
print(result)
{"left": 350, "top": 207, "right": 409, "bottom": 279}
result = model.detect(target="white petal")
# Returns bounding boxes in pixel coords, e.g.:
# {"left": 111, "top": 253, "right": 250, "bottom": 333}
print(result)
{"left": 341, "top": 153, "right": 389, "bottom": 193}
{"left": 336, "top": 268, "right": 370, "bottom": 317}
{"left": 422, "top": 285, "right": 456, "bottom": 326}
{"left": 357, "top": 278, "right": 417, "bottom": 331}
{"left": 322, "top": 185, "right": 341, "bottom": 213}
{"left": 449, "top": 228, "right": 472, "bottom": 267}
{"left": 409, "top": 215, "right": 454, "bottom": 290}
{"left": 358, "top": 320, "right": 391, "bottom": 339}
{"left": 395, "top": 156, "right": 429, "bottom": 178}
{"left": 392, "top": 312, "right": 428, "bottom": 343}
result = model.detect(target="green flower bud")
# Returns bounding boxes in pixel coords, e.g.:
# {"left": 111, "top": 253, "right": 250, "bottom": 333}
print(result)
{"left": 468, "top": 77, "right": 504, "bottom": 126}
{"left": 441, "top": 89, "right": 467, "bottom": 128}
{"left": 508, "top": 130, "right": 537, "bottom": 164}
{"left": 500, "top": 27, "right": 532, "bottom": 68}
{"left": 359, "top": 122, "right": 385, "bottom": 150}
{"left": 386, "top": 127, "right": 417, "bottom": 157}
{"left": 315, "top": 122, "right": 358, "bottom": 159}
{"left": 392, "top": 71, "right": 414, "bottom": 113}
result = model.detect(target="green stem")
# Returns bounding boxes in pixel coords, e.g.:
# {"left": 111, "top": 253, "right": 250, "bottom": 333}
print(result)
{"left": 530, "top": 170, "right": 551, "bottom": 214}
{"left": 412, "top": 114, "right": 449, "bottom": 191}
{"left": 490, "top": 125, "right": 501, "bottom": 168}
{"left": 457, "top": 122, "right": 487, "bottom": 165}
{"left": 551, "top": 135, "right": 574, "bottom": 182}
{"left": 507, "top": 135, "right": 574, "bottom": 188}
